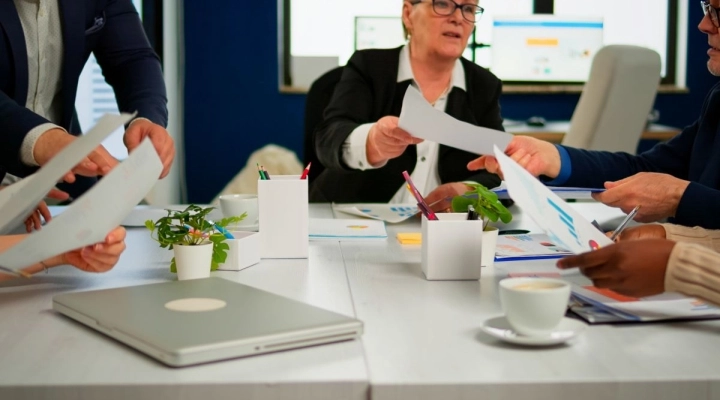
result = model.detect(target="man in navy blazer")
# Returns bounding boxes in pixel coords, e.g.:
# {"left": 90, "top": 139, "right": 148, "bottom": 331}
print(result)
{"left": 0, "top": 0, "right": 174, "bottom": 198}
{"left": 469, "top": 2, "right": 720, "bottom": 230}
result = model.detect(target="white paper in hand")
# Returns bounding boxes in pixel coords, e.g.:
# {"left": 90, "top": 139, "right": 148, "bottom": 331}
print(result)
{"left": 0, "top": 113, "right": 134, "bottom": 234}
{"left": 493, "top": 145, "right": 613, "bottom": 253}
{"left": 0, "top": 138, "right": 161, "bottom": 270}
{"left": 398, "top": 85, "right": 512, "bottom": 155}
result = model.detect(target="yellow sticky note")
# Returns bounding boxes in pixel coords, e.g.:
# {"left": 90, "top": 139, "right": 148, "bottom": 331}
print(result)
{"left": 397, "top": 232, "right": 422, "bottom": 245}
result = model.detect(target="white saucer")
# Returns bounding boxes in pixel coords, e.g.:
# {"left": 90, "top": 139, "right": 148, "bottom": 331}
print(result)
{"left": 481, "top": 316, "right": 587, "bottom": 346}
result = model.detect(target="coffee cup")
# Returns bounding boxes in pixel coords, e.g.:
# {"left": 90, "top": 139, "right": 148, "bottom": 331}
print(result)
{"left": 219, "top": 194, "right": 258, "bottom": 228}
{"left": 499, "top": 277, "right": 571, "bottom": 337}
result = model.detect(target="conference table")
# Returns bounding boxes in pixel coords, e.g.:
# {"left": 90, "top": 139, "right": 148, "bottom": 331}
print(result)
{"left": 2, "top": 203, "right": 720, "bottom": 400}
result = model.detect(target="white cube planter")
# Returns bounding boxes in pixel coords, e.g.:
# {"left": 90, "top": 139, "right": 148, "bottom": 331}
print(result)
{"left": 173, "top": 243, "right": 212, "bottom": 281}
{"left": 482, "top": 226, "right": 499, "bottom": 269}
{"left": 421, "top": 213, "right": 484, "bottom": 281}
{"left": 217, "top": 231, "right": 261, "bottom": 271}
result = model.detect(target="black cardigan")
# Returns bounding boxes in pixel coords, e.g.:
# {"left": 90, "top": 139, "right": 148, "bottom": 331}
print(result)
{"left": 311, "top": 46, "right": 503, "bottom": 203}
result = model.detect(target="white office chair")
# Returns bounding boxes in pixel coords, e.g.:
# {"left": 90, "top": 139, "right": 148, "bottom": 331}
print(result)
{"left": 562, "top": 45, "right": 662, "bottom": 154}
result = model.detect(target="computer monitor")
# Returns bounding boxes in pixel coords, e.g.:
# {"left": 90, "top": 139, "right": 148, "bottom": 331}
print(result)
{"left": 490, "top": 15, "right": 604, "bottom": 82}
{"left": 355, "top": 17, "right": 405, "bottom": 51}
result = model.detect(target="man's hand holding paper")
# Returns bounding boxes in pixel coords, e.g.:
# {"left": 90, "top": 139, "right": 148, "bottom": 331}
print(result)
{"left": 467, "top": 136, "right": 562, "bottom": 179}
{"left": 492, "top": 145, "right": 613, "bottom": 254}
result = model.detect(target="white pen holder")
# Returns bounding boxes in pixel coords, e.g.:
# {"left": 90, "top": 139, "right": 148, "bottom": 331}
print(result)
{"left": 421, "top": 213, "right": 484, "bottom": 280}
{"left": 258, "top": 175, "right": 309, "bottom": 259}
{"left": 217, "top": 231, "right": 260, "bottom": 271}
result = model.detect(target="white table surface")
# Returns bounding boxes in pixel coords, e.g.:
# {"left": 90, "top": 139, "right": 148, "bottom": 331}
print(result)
{"left": 0, "top": 205, "right": 367, "bottom": 400}
{"left": 3, "top": 203, "right": 720, "bottom": 400}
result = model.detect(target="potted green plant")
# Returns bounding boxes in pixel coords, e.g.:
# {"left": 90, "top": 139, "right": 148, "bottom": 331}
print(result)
{"left": 451, "top": 183, "right": 513, "bottom": 268}
{"left": 145, "top": 205, "right": 245, "bottom": 280}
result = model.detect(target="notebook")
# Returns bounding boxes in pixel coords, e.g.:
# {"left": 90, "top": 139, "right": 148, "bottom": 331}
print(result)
{"left": 309, "top": 218, "right": 387, "bottom": 240}
{"left": 53, "top": 277, "right": 363, "bottom": 367}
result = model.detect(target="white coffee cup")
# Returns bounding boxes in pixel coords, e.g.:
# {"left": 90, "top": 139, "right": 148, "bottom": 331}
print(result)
{"left": 219, "top": 194, "right": 258, "bottom": 227}
{"left": 499, "top": 277, "right": 571, "bottom": 337}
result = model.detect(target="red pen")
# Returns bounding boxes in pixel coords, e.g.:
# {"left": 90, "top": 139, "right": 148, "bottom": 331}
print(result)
{"left": 300, "top": 162, "right": 312, "bottom": 180}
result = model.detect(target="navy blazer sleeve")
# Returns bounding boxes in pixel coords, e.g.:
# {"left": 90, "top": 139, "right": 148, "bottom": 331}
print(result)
{"left": 93, "top": 0, "right": 168, "bottom": 127}
{"left": 0, "top": 91, "right": 51, "bottom": 176}
{"left": 559, "top": 120, "right": 697, "bottom": 187}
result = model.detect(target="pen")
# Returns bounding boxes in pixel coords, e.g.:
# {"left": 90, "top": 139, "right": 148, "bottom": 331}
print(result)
{"left": 467, "top": 205, "right": 478, "bottom": 221}
{"left": 404, "top": 180, "right": 438, "bottom": 220}
{"left": 609, "top": 205, "right": 641, "bottom": 241}
{"left": 300, "top": 162, "right": 312, "bottom": 180}
{"left": 212, "top": 223, "right": 235, "bottom": 239}
{"left": 261, "top": 166, "right": 271, "bottom": 180}
{"left": 257, "top": 163, "right": 266, "bottom": 180}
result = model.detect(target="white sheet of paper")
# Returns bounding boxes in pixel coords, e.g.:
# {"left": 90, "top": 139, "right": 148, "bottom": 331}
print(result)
{"left": 0, "top": 138, "right": 161, "bottom": 270}
{"left": 493, "top": 145, "right": 613, "bottom": 253}
{"left": 398, "top": 85, "right": 512, "bottom": 155}
{"left": 309, "top": 218, "right": 388, "bottom": 240}
{"left": 0, "top": 113, "right": 134, "bottom": 234}
{"left": 333, "top": 203, "right": 419, "bottom": 224}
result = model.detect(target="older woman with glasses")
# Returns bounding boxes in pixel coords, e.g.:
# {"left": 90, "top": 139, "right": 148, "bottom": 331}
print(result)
{"left": 311, "top": 0, "right": 503, "bottom": 209}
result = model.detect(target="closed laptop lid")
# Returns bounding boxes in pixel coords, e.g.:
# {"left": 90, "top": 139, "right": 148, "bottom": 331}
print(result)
{"left": 53, "top": 277, "right": 362, "bottom": 365}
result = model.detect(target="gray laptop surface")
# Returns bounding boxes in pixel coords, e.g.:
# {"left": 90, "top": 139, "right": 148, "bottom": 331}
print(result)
{"left": 53, "top": 277, "right": 363, "bottom": 367}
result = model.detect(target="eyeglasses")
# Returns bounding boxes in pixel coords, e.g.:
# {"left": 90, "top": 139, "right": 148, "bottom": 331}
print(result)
{"left": 411, "top": 0, "right": 484, "bottom": 23}
{"left": 702, "top": 1, "right": 720, "bottom": 28}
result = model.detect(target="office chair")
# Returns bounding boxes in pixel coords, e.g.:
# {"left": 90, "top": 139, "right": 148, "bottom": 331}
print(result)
{"left": 562, "top": 45, "right": 661, "bottom": 155}
{"left": 303, "top": 66, "right": 344, "bottom": 184}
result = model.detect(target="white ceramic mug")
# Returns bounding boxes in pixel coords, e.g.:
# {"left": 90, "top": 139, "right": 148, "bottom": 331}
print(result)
{"left": 219, "top": 194, "right": 258, "bottom": 227}
{"left": 499, "top": 277, "right": 571, "bottom": 337}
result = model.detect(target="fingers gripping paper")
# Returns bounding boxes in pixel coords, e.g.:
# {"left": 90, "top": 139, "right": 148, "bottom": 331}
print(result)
{"left": 0, "top": 138, "right": 162, "bottom": 270}
{"left": 492, "top": 145, "right": 613, "bottom": 253}
{"left": 0, "top": 113, "right": 134, "bottom": 234}
{"left": 398, "top": 85, "right": 512, "bottom": 155}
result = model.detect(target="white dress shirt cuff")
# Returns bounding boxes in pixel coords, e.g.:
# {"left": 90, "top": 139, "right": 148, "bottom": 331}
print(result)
{"left": 20, "top": 123, "right": 67, "bottom": 166}
{"left": 342, "top": 123, "right": 386, "bottom": 170}
{"left": 129, "top": 117, "right": 152, "bottom": 127}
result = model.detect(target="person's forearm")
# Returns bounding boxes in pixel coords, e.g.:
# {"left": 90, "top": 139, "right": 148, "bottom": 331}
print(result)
{"left": 663, "top": 224, "right": 720, "bottom": 253}
{"left": 0, "top": 235, "right": 63, "bottom": 281}
{"left": 666, "top": 242, "right": 720, "bottom": 306}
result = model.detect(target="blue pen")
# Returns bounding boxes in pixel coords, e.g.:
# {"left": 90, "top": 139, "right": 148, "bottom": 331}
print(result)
{"left": 212, "top": 223, "right": 235, "bottom": 239}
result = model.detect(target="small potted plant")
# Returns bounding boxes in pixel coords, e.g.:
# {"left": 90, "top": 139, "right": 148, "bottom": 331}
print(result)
{"left": 451, "top": 183, "right": 512, "bottom": 268}
{"left": 145, "top": 205, "right": 245, "bottom": 280}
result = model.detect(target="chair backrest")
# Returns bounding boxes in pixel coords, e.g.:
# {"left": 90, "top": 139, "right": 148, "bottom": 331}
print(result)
{"left": 303, "top": 66, "right": 344, "bottom": 183}
{"left": 562, "top": 45, "right": 661, "bottom": 154}
{"left": 212, "top": 144, "right": 303, "bottom": 203}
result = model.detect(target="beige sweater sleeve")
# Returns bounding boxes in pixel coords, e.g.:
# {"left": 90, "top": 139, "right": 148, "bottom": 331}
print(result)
{"left": 665, "top": 242, "right": 720, "bottom": 307}
{"left": 662, "top": 224, "right": 720, "bottom": 253}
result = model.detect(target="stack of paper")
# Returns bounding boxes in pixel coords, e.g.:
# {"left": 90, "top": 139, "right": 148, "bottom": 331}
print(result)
{"left": 495, "top": 233, "right": 573, "bottom": 261}
{"left": 492, "top": 185, "right": 605, "bottom": 200}
{"left": 309, "top": 218, "right": 388, "bottom": 240}
{"left": 570, "top": 285, "right": 720, "bottom": 323}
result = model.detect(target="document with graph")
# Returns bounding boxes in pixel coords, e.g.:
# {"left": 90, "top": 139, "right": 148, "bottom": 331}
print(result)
{"left": 493, "top": 145, "right": 613, "bottom": 253}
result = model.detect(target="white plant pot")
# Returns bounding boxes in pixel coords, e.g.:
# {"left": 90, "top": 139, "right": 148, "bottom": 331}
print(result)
{"left": 482, "top": 226, "right": 499, "bottom": 269}
{"left": 173, "top": 243, "right": 213, "bottom": 280}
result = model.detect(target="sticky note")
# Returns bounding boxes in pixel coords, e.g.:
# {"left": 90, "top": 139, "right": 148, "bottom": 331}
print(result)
{"left": 397, "top": 232, "right": 422, "bottom": 245}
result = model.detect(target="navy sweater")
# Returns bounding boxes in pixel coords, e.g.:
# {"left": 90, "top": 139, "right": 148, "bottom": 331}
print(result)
{"left": 558, "top": 81, "right": 720, "bottom": 229}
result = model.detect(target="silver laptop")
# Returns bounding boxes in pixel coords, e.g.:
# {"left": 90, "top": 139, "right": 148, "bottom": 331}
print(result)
{"left": 53, "top": 277, "right": 363, "bottom": 367}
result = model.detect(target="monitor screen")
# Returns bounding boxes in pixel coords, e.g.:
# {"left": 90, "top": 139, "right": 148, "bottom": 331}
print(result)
{"left": 355, "top": 17, "right": 405, "bottom": 51}
{"left": 490, "top": 16, "right": 604, "bottom": 82}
